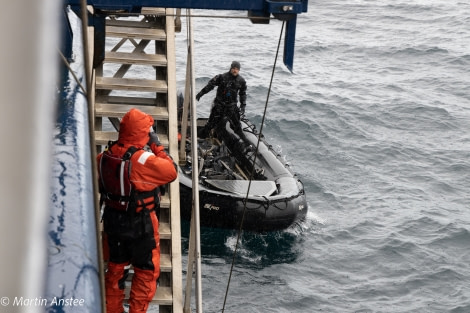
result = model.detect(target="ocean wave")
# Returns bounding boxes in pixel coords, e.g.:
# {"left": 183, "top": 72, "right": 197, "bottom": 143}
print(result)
{"left": 428, "top": 224, "right": 470, "bottom": 250}
{"left": 388, "top": 46, "right": 449, "bottom": 57}
{"left": 448, "top": 54, "right": 470, "bottom": 66}
{"left": 222, "top": 229, "right": 305, "bottom": 268}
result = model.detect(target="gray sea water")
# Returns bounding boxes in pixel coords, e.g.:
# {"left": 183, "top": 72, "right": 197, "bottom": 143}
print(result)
{"left": 174, "top": 1, "right": 470, "bottom": 312}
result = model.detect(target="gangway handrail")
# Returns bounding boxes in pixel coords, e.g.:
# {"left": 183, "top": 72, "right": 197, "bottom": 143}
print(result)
{"left": 182, "top": 8, "right": 203, "bottom": 313}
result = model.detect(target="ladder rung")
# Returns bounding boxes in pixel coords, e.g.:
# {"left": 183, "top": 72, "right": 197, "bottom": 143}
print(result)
{"left": 160, "top": 252, "right": 172, "bottom": 272}
{"left": 124, "top": 286, "right": 172, "bottom": 305}
{"left": 96, "top": 77, "right": 168, "bottom": 93}
{"left": 141, "top": 7, "right": 166, "bottom": 16}
{"left": 95, "top": 103, "right": 169, "bottom": 120}
{"left": 159, "top": 222, "right": 171, "bottom": 239}
{"left": 105, "top": 51, "right": 167, "bottom": 66}
{"left": 96, "top": 95, "right": 165, "bottom": 107}
{"left": 107, "top": 25, "right": 166, "bottom": 41}
{"left": 125, "top": 253, "right": 171, "bottom": 277}
{"left": 153, "top": 287, "right": 172, "bottom": 305}
{"left": 95, "top": 131, "right": 168, "bottom": 148}
{"left": 106, "top": 18, "right": 163, "bottom": 29}
{"left": 160, "top": 193, "right": 170, "bottom": 209}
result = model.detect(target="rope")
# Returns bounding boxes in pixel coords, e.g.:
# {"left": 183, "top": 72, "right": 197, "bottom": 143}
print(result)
{"left": 221, "top": 20, "right": 286, "bottom": 313}
{"left": 58, "top": 50, "right": 87, "bottom": 95}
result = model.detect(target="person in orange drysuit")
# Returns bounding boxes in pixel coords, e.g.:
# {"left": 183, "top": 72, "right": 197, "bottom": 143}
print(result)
{"left": 97, "top": 108, "right": 177, "bottom": 313}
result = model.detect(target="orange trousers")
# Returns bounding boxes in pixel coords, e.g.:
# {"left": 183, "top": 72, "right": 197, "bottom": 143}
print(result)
{"left": 104, "top": 210, "right": 160, "bottom": 313}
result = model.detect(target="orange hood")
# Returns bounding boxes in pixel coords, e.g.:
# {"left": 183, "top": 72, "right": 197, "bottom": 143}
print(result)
{"left": 118, "top": 108, "right": 153, "bottom": 148}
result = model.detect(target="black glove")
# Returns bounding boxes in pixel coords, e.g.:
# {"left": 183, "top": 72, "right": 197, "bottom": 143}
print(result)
{"left": 196, "top": 92, "right": 203, "bottom": 101}
{"left": 148, "top": 132, "right": 161, "bottom": 146}
{"left": 240, "top": 104, "right": 246, "bottom": 116}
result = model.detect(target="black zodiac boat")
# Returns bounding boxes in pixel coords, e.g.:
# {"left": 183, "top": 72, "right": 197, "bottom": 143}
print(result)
{"left": 179, "top": 117, "right": 308, "bottom": 232}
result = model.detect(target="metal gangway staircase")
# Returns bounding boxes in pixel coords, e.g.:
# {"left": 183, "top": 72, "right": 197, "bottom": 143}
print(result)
{"left": 91, "top": 7, "right": 183, "bottom": 313}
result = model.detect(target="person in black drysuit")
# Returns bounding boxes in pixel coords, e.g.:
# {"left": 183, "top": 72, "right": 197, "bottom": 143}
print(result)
{"left": 196, "top": 61, "right": 251, "bottom": 154}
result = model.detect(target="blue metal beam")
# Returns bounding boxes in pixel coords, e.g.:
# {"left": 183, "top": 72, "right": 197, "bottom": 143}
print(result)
{"left": 66, "top": 0, "right": 308, "bottom": 14}
{"left": 65, "top": 0, "right": 308, "bottom": 71}
{"left": 284, "top": 16, "right": 297, "bottom": 72}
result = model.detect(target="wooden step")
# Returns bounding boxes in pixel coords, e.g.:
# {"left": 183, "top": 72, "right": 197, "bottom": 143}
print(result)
{"left": 160, "top": 193, "right": 170, "bottom": 209}
{"left": 125, "top": 286, "right": 172, "bottom": 305}
{"left": 95, "top": 131, "right": 169, "bottom": 147}
{"left": 95, "top": 102, "right": 169, "bottom": 120}
{"left": 105, "top": 252, "right": 171, "bottom": 276}
{"left": 153, "top": 287, "right": 172, "bottom": 305}
{"left": 107, "top": 25, "right": 166, "bottom": 41}
{"left": 96, "top": 77, "right": 168, "bottom": 93}
{"left": 106, "top": 18, "right": 164, "bottom": 29}
{"left": 105, "top": 51, "right": 167, "bottom": 66}
{"left": 159, "top": 222, "right": 171, "bottom": 240}
{"left": 95, "top": 95, "right": 166, "bottom": 107}
{"left": 125, "top": 253, "right": 171, "bottom": 278}
{"left": 160, "top": 252, "right": 172, "bottom": 272}
{"left": 141, "top": 7, "right": 166, "bottom": 16}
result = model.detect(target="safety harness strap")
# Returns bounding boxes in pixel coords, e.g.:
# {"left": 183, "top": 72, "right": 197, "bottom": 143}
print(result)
{"left": 99, "top": 143, "right": 138, "bottom": 211}
{"left": 99, "top": 142, "right": 160, "bottom": 213}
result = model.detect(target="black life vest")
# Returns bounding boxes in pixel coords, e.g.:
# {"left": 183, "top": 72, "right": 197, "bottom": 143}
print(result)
{"left": 99, "top": 143, "right": 160, "bottom": 212}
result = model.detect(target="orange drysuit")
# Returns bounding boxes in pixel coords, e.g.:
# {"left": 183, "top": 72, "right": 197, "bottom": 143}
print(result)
{"left": 97, "top": 108, "right": 177, "bottom": 313}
